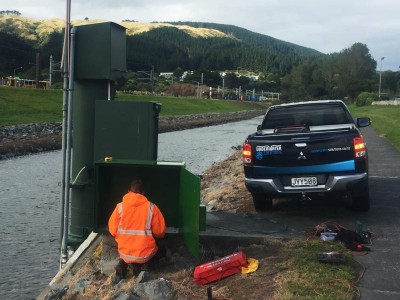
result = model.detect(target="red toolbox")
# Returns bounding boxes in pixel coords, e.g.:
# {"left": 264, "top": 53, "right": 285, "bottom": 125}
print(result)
{"left": 193, "top": 251, "right": 248, "bottom": 285}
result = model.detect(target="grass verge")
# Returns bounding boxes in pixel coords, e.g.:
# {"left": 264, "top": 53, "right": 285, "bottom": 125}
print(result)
{"left": 349, "top": 104, "right": 400, "bottom": 150}
{"left": 275, "top": 239, "right": 360, "bottom": 300}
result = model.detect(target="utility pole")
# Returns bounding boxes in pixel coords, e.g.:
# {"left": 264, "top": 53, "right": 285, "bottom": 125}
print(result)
{"left": 49, "top": 55, "right": 53, "bottom": 88}
{"left": 137, "top": 65, "right": 155, "bottom": 94}
{"left": 35, "top": 52, "right": 40, "bottom": 88}
{"left": 13, "top": 66, "right": 23, "bottom": 78}
{"left": 201, "top": 73, "right": 203, "bottom": 98}
{"left": 151, "top": 65, "right": 154, "bottom": 94}
{"left": 379, "top": 57, "right": 384, "bottom": 99}
{"left": 222, "top": 78, "right": 225, "bottom": 99}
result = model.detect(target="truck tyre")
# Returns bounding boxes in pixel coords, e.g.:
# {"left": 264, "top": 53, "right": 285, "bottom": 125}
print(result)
{"left": 350, "top": 180, "right": 370, "bottom": 212}
{"left": 251, "top": 190, "right": 272, "bottom": 211}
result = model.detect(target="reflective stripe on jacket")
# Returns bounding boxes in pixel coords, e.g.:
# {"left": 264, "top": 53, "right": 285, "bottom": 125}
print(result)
{"left": 108, "top": 192, "right": 166, "bottom": 264}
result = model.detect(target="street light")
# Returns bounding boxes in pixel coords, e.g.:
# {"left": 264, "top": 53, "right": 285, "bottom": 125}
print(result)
{"left": 13, "top": 67, "right": 23, "bottom": 78}
{"left": 192, "top": 81, "right": 200, "bottom": 98}
{"left": 379, "top": 57, "right": 384, "bottom": 99}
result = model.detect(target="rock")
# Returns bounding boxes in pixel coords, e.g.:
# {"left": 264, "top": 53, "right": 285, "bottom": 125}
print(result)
{"left": 69, "top": 277, "right": 90, "bottom": 294}
{"left": 132, "top": 278, "right": 173, "bottom": 300}
{"left": 44, "top": 286, "right": 69, "bottom": 300}
{"left": 114, "top": 292, "right": 140, "bottom": 300}
{"left": 207, "top": 199, "right": 218, "bottom": 211}
{"left": 136, "top": 270, "right": 153, "bottom": 283}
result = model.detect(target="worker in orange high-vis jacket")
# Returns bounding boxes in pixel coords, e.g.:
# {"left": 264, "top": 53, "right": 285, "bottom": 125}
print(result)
{"left": 108, "top": 179, "right": 166, "bottom": 280}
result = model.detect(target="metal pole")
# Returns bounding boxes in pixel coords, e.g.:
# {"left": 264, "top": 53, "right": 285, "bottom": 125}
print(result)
{"left": 60, "top": 0, "right": 71, "bottom": 269}
{"left": 201, "top": 73, "right": 203, "bottom": 98}
{"left": 49, "top": 55, "right": 53, "bottom": 88}
{"left": 379, "top": 57, "right": 384, "bottom": 98}
{"left": 13, "top": 67, "right": 22, "bottom": 78}
{"left": 222, "top": 78, "right": 225, "bottom": 99}
{"left": 151, "top": 65, "right": 154, "bottom": 94}
{"left": 61, "top": 25, "right": 76, "bottom": 268}
{"left": 35, "top": 53, "right": 40, "bottom": 88}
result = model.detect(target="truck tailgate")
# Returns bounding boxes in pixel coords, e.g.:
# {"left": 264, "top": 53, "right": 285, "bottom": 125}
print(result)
{"left": 250, "top": 130, "right": 355, "bottom": 175}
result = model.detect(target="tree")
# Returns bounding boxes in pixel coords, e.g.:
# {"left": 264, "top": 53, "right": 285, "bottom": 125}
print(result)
{"left": 281, "top": 43, "right": 377, "bottom": 101}
{"left": 0, "top": 10, "right": 21, "bottom": 16}
{"left": 223, "top": 73, "right": 239, "bottom": 89}
{"left": 381, "top": 71, "right": 398, "bottom": 95}
{"left": 173, "top": 67, "right": 184, "bottom": 79}
{"left": 335, "top": 43, "right": 376, "bottom": 99}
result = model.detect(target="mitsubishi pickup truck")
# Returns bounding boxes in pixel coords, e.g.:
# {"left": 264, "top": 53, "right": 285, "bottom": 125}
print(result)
{"left": 242, "top": 100, "right": 371, "bottom": 211}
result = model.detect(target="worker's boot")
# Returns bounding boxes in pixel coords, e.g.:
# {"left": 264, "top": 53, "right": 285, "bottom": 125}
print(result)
{"left": 130, "top": 263, "right": 142, "bottom": 276}
{"left": 115, "top": 259, "right": 128, "bottom": 279}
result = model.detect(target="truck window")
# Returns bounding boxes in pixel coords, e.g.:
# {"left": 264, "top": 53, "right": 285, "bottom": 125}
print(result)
{"left": 261, "top": 104, "right": 352, "bottom": 129}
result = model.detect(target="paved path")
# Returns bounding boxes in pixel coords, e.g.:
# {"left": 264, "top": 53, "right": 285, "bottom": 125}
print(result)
{"left": 355, "top": 126, "right": 400, "bottom": 299}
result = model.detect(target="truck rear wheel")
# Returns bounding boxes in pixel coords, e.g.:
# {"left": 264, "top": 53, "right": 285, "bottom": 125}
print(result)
{"left": 350, "top": 180, "right": 370, "bottom": 212}
{"left": 251, "top": 190, "right": 272, "bottom": 211}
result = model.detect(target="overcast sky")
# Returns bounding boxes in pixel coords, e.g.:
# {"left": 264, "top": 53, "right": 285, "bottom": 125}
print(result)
{"left": 6, "top": 0, "right": 400, "bottom": 71}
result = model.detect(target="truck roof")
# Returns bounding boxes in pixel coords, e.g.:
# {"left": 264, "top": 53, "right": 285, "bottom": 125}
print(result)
{"left": 272, "top": 100, "right": 345, "bottom": 108}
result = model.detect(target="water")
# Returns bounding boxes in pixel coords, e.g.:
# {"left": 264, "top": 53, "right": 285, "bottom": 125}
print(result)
{"left": 0, "top": 117, "right": 262, "bottom": 299}
{"left": 0, "top": 152, "right": 61, "bottom": 300}
{"left": 158, "top": 117, "right": 262, "bottom": 175}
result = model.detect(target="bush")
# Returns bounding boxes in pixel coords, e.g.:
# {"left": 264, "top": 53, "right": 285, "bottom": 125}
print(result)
{"left": 356, "top": 92, "right": 379, "bottom": 106}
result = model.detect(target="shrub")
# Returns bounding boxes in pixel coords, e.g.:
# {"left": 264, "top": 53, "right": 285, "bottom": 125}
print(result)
{"left": 356, "top": 92, "right": 379, "bottom": 106}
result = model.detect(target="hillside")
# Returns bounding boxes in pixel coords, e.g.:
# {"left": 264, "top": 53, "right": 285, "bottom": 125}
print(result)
{"left": 0, "top": 15, "right": 322, "bottom": 78}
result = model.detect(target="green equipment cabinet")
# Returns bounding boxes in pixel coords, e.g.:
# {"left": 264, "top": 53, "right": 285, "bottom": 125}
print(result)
{"left": 74, "top": 22, "right": 126, "bottom": 80}
{"left": 94, "top": 160, "right": 201, "bottom": 257}
{"left": 69, "top": 22, "right": 161, "bottom": 244}
{"left": 94, "top": 101, "right": 161, "bottom": 161}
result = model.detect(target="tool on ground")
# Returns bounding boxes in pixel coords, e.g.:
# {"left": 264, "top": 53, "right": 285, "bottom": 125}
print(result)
{"left": 194, "top": 251, "right": 248, "bottom": 285}
{"left": 317, "top": 251, "right": 346, "bottom": 263}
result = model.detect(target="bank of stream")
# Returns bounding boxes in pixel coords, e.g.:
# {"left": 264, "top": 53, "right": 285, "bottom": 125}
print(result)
{"left": 0, "top": 110, "right": 263, "bottom": 159}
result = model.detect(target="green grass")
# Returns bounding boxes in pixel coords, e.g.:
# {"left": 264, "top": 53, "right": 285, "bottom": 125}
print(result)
{"left": 0, "top": 86, "right": 268, "bottom": 127}
{"left": 349, "top": 104, "right": 400, "bottom": 151}
{"left": 0, "top": 86, "right": 63, "bottom": 126}
{"left": 275, "top": 239, "right": 359, "bottom": 300}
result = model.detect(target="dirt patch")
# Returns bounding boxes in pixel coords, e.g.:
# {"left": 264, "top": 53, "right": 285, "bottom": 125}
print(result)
{"left": 201, "top": 150, "right": 255, "bottom": 213}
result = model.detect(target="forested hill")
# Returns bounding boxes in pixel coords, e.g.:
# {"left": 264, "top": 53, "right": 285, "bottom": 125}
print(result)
{"left": 0, "top": 15, "right": 322, "bottom": 77}
{"left": 127, "top": 21, "right": 322, "bottom": 74}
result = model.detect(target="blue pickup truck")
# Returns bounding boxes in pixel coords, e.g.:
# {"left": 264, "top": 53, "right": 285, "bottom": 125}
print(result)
{"left": 242, "top": 100, "right": 371, "bottom": 211}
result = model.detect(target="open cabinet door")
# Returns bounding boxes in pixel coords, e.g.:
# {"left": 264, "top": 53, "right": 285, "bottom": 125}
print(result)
{"left": 179, "top": 168, "right": 201, "bottom": 257}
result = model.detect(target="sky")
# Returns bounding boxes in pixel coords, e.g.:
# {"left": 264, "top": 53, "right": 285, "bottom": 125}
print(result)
{"left": 6, "top": 0, "right": 400, "bottom": 71}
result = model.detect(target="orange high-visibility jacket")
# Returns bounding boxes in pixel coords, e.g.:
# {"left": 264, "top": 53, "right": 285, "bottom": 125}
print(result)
{"left": 108, "top": 192, "right": 166, "bottom": 264}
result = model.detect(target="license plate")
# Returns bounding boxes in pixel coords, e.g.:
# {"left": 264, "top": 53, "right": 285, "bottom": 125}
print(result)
{"left": 291, "top": 177, "right": 317, "bottom": 186}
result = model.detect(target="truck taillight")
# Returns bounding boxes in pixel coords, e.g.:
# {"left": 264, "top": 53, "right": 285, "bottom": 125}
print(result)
{"left": 243, "top": 143, "right": 252, "bottom": 165}
{"left": 353, "top": 136, "right": 366, "bottom": 158}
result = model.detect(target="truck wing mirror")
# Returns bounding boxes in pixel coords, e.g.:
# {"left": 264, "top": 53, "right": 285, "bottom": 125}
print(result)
{"left": 357, "top": 117, "right": 371, "bottom": 128}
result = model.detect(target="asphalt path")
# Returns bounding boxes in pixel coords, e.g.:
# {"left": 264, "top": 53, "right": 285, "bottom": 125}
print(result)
{"left": 206, "top": 125, "right": 400, "bottom": 299}
{"left": 354, "top": 126, "right": 400, "bottom": 299}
